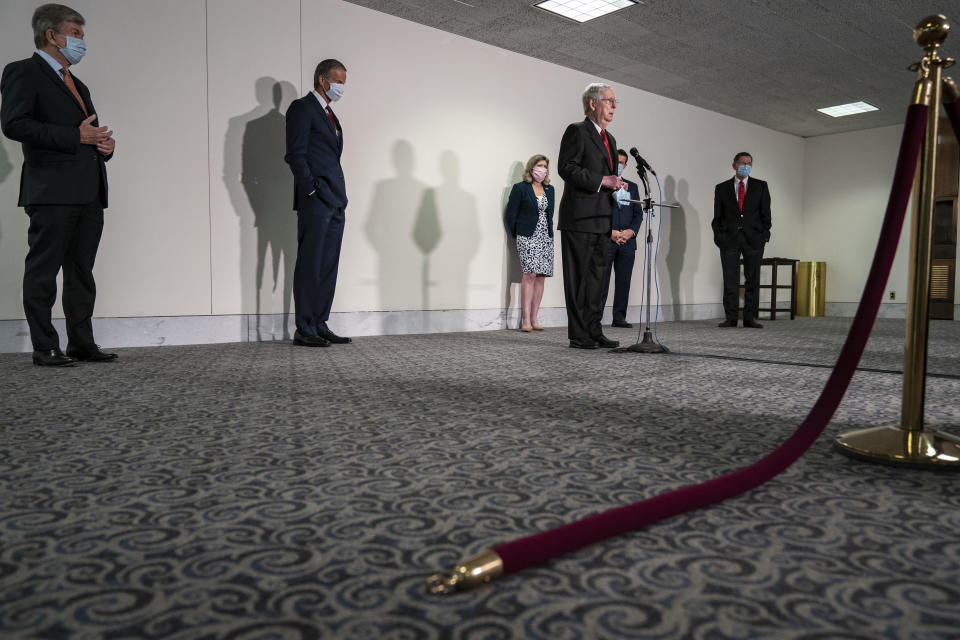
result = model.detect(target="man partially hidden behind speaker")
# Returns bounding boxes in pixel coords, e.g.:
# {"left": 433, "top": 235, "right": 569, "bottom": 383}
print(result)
{"left": 712, "top": 152, "right": 772, "bottom": 329}
{"left": 1, "top": 3, "right": 118, "bottom": 366}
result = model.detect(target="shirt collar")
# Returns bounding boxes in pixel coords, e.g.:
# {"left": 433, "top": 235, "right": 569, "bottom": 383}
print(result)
{"left": 36, "top": 49, "right": 65, "bottom": 78}
{"left": 311, "top": 89, "right": 329, "bottom": 109}
{"left": 589, "top": 117, "right": 603, "bottom": 135}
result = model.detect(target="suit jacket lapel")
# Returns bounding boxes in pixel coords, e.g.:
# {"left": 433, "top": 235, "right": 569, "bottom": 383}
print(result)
{"left": 307, "top": 93, "right": 342, "bottom": 151}
{"left": 743, "top": 179, "right": 758, "bottom": 211}
{"left": 727, "top": 177, "right": 739, "bottom": 210}
{"left": 32, "top": 53, "right": 87, "bottom": 115}
{"left": 584, "top": 118, "right": 611, "bottom": 169}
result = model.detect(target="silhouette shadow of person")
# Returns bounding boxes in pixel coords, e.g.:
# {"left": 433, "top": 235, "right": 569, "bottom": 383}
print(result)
{"left": 224, "top": 77, "right": 297, "bottom": 340}
{"left": 365, "top": 140, "right": 426, "bottom": 333}
{"left": 414, "top": 150, "right": 480, "bottom": 330}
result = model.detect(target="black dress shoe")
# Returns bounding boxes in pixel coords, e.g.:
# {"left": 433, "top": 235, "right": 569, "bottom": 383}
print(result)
{"left": 591, "top": 334, "right": 620, "bottom": 348}
{"left": 65, "top": 344, "right": 117, "bottom": 362}
{"left": 612, "top": 320, "right": 633, "bottom": 328}
{"left": 717, "top": 320, "right": 738, "bottom": 328}
{"left": 743, "top": 319, "right": 764, "bottom": 329}
{"left": 293, "top": 330, "right": 331, "bottom": 347}
{"left": 569, "top": 338, "right": 598, "bottom": 349}
{"left": 317, "top": 328, "right": 352, "bottom": 344}
{"left": 33, "top": 348, "right": 75, "bottom": 367}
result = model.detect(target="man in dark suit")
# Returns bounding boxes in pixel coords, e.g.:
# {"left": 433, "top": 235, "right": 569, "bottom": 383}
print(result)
{"left": 1, "top": 4, "right": 117, "bottom": 367}
{"left": 601, "top": 149, "right": 644, "bottom": 328}
{"left": 712, "top": 152, "right": 771, "bottom": 329}
{"left": 557, "top": 83, "right": 627, "bottom": 349}
{"left": 284, "top": 59, "right": 351, "bottom": 347}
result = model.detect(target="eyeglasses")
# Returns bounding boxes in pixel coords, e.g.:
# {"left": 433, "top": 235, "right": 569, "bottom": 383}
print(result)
{"left": 598, "top": 98, "right": 619, "bottom": 106}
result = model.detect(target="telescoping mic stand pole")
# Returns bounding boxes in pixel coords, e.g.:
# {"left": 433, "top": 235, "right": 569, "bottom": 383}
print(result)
{"left": 614, "top": 164, "right": 679, "bottom": 354}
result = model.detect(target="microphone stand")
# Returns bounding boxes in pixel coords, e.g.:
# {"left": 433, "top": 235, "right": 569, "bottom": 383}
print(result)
{"left": 614, "top": 167, "right": 679, "bottom": 354}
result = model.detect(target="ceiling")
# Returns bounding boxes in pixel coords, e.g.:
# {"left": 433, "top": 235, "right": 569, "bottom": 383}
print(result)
{"left": 344, "top": 0, "right": 957, "bottom": 137}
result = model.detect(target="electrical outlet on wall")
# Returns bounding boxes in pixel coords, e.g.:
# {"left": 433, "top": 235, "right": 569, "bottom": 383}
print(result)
{"left": 889, "top": 291, "right": 896, "bottom": 300}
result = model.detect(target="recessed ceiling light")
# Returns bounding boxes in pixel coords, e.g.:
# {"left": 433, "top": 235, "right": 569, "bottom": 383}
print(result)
{"left": 535, "top": 0, "right": 638, "bottom": 23}
{"left": 816, "top": 101, "right": 880, "bottom": 118}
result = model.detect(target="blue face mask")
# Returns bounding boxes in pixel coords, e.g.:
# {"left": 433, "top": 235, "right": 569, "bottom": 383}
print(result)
{"left": 736, "top": 164, "right": 751, "bottom": 178}
{"left": 617, "top": 163, "right": 625, "bottom": 176}
{"left": 326, "top": 82, "right": 345, "bottom": 102}
{"left": 58, "top": 34, "right": 86, "bottom": 65}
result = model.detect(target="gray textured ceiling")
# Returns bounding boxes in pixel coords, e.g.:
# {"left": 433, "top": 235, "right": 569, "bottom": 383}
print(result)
{"left": 344, "top": 0, "right": 958, "bottom": 137}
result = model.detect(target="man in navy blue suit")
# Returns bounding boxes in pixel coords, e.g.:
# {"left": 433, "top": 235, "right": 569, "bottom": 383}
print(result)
{"left": 600, "top": 149, "right": 643, "bottom": 328}
{"left": 284, "top": 59, "right": 351, "bottom": 347}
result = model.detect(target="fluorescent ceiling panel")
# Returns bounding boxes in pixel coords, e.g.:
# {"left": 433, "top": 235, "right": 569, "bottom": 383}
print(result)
{"left": 535, "top": 0, "right": 637, "bottom": 23}
{"left": 816, "top": 101, "right": 880, "bottom": 118}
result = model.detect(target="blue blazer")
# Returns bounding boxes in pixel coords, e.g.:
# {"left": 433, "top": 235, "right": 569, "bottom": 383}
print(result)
{"left": 612, "top": 180, "right": 644, "bottom": 250}
{"left": 504, "top": 181, "right": 554, "bottom": 238}
{"left": 284, "top": 93, "right": 346, "bottom": 211}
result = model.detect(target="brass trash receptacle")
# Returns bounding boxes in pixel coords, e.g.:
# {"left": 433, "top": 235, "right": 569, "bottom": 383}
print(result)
{"left": 796, "top": 261, "right": 826, "bottom": 316}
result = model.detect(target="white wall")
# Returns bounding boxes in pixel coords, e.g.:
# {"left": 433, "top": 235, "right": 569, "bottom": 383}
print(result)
{"left": 7, "top": 0, "right": 914, "bottom": 349}
{"left": 802, "top": 124, "right": 912, "bottom": 305}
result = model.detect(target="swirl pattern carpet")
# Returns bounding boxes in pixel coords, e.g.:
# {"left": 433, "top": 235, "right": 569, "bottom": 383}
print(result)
{"left": 1, "top": 318, "right": 959, "bottom": 639}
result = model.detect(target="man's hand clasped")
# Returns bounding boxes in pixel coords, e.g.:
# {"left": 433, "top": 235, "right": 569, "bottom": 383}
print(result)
{"left": 79, "top": 113, "right": 114, "bottom": 156}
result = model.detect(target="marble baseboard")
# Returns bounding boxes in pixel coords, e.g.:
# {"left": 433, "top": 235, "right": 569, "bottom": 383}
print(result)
{"left": 0, "top": 303, "right": 748, "bottom": 353}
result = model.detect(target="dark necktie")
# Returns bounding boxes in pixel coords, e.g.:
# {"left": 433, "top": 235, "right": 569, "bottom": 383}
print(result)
{"left": 62, "top": 69, "right": 88, "bottom": 116}
{"left": 601, "top": 129, "right": 613, "bottom": 172}
{"left": 326, "top": 106, "right": 337, "bottom": 132}
{"left": 738, "top": 179, "right": 745, "bottom": 211}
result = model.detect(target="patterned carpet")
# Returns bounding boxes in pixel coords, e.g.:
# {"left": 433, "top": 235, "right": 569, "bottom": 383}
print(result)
{"left": 1, "top": 318, "right": 959, "bottom": 639}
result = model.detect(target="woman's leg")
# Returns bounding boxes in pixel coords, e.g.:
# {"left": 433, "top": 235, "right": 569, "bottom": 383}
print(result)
{"left": 521, "top": 273, "right": 536, "bottom": 329}
{"left": 531, "top": 275, "right": 546, "bottom": 327}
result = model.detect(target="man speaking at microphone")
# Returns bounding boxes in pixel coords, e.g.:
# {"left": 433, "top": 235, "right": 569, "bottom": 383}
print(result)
{"left": 557, "top": 83, "right": 626, "bottom": 350}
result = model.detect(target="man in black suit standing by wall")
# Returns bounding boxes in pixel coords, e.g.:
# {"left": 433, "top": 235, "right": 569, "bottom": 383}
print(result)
{"left": 1, "top": 4, "right": 117, "bottom": 366}
{"left": 284, "top": 59, "right": 351, "bottom": 347}
{"left": 712, "top": 152, "right": 771, "bottom": 329}
{"left": 557, "top": 83, "right": 627, "bottom": 349}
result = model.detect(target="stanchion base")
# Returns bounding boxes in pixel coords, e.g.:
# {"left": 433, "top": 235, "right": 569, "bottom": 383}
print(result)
{"left": 834, "top": 425, "right": 960, "bottom": 469}
{"left": 612, "top": 331, "right": 669, "bottom": 354}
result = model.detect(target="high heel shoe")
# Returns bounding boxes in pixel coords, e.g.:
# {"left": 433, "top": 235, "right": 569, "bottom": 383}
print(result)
{"left": 532, "top": 325, "right": 544, "bottom": 331}
{"left": 521, "top": 326, "right": 533, "bottom": 332}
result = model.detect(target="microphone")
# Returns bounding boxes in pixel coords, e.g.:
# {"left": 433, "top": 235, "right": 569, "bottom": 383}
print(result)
{"left": 630, "top": 148, "right": 656, "bottom": 176}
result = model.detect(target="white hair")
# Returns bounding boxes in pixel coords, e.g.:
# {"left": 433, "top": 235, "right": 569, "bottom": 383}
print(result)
{"left": 582, "top": 83, "right": 612, "bottom": 113}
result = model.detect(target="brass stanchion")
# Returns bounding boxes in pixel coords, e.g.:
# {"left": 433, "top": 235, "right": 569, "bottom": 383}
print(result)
{"left": 834, "top": 15, "right": 960, "bottom": 468}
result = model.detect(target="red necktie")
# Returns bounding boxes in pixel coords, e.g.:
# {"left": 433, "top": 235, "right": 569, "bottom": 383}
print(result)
{"left": 601, "top": 129, "right": 613, "bottom": 171}
{"left": 737, "top": 179, "right": 745, "bottom": 211}
{"left": 326, "top": 106, "right": 337, "bottom": 132}
{"left": 62, "top": 69, "right": 88, "bottom": 116}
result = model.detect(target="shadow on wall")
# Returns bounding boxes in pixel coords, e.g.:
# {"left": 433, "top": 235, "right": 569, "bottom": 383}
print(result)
{"left": 366, "top": 143, "right": 482, "bottom": 333}
{"left": 365, "top": 140, "right": 426, "bottom": 333}
{"left": 415, "top": 150, "right": 480, "bottom": 331}
{"left": 662, "top": 175, "right": 701, "bottom": 320}
{"left": 223, "top": 77, "right": 298, "bottom": 341}
{"left": 500, "top": 161, "right": 524, "bottom": 329}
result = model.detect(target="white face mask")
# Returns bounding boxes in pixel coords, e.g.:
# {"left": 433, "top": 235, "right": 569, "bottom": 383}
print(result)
{"left": 325, "top": 81, "right": 345, "bottom": 102}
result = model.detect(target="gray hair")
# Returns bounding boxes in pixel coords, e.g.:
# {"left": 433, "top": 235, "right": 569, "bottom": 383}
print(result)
{"left": 32, "top": 4, "right": 85, "bottom": 49}
{"left": 582, "top": 82, "right": 612, "bottom": 113}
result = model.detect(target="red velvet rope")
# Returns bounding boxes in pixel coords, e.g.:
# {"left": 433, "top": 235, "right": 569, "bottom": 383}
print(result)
{"left": 494, "top": 104, "right": 930, "bottom": 574}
